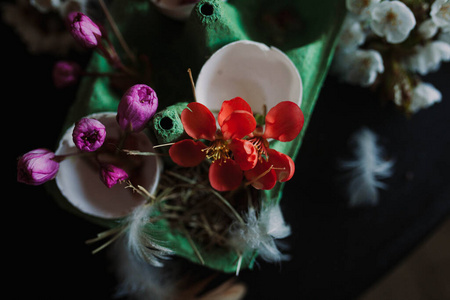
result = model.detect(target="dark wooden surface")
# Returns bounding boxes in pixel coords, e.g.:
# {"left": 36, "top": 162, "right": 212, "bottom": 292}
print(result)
{"left": 5, "top": 11, "right": 450, "bottom": 299}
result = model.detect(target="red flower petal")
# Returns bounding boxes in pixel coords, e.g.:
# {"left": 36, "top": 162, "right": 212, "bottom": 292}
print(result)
{"left": 244, "top": 160, "right": 277, "bottom": 190}
{"left": 263, "top": 101, "right": 304, "bottom": 142}
{"left": 228, "top": 138, "right": 258, "bottom": 171}
{"left": 169, "top": 139, "right": 206, "bottom": 167}
{"left": 181, "top": 102, "right": 216, "bottom": 141}
{"left": 221, "top": 110, "right": 256, "bottom": 140}
{"left": 218, "top": 97, "right": 253, "bottom": 127}
{"left": 209, "top": 159, "right": 243, "bottom": 191}
{"left": 267, "top": 148, "right": 295, "bottom": 182}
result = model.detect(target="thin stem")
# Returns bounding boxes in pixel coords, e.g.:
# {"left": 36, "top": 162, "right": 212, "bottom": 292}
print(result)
{"left": 85, "top": 225, "right": 127, "bottom": 254}
{"left": 91, "top": 229, "right": 124, "bottom": 254}
{"left": 121, "top": 149, "right": 166, "bottom": 156}
{"left": 187, "top": 68, "right": 197, "bottom": 102}
{"left": 245, "top": 165, "right": 274, "bottom": 187}
{"left": 115, "top": 130, "right": 130, "bottom": 154}
{"left": 180, "top": 224, "right": 205, "bottom": 265}
{"left": 153, "top": 142, "right": 175, "bottom": 148}
{"left": 98, "top": 0, "right": 136, "bottom": 64}
{"left": 125, "top": 180, "right": 156, "bottom": 203}
{"left": 166, "top": 170, "right": 197, "bottom": 185}
{"left": 85, "top": 225, "right": 124, "bottom": 244}
{"left": 208, "top": 187, "right": 245, "bottom": 225}
{"left": 53, "top": 151, "right": 95, "bottom": 162}
{"left": 137, "top": 185, "right": 155, "bottom": 200}
{"left": 82, "top": 71, "right": 127, "bottom": 77}
{"left": 235, "top": 254, "right": 243, "bottom": 276}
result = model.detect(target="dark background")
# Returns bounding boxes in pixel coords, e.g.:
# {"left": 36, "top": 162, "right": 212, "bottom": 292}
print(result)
{"left": 4, "top": 8, "right": 450, "bottom": 300}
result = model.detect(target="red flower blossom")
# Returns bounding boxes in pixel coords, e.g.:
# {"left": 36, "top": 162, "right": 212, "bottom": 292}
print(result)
{"left": 244, "top": 101, "right": 304, "bottom": 190}
{"left": 168, "top": 98, "right": 304, "bottom": 191}
{"left": 169, "top": 97, "right": 257, "bottom": 191}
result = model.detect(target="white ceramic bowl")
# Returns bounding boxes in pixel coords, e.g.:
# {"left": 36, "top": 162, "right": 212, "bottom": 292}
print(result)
{"left": 55, "top": 112, "right": 162, "bottom": 219}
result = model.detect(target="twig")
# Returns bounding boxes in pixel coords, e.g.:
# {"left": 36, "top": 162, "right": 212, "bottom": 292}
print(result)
{"left": 207, "top": 187, "right": 245, "bottom": 225}
{"left": 98, "top": 0, "right": 137, "bottom": 64}
{"left": 180, "top": 224, "right": 205, "bottom": 265}
{"left": 187, "top": 68, "right": 197, "bottom": 102}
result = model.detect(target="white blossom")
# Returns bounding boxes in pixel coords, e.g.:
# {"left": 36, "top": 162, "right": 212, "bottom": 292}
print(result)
{"left": 370, "top": 1, "right": 416, "bottom": 44}
{"left": 438, "top": 30, "right": 450, "bottom": 43}
{"left": 431, "top": 0, "right": 450, "bottom": 31}
{"left": 30, "top": 0, "right": 61, "bottom": 13}
{"left": 1, "top": 1, "right": 77, "bottom": 55}
{"left": 405, "top": 41, "right": 450, "bottom": 75}
{"left": 30, "top": 0, "right": 88, "bottom": 17}
{"left": 59, "top": 0, "right": 89, "bottom": 17}
{"left": 408, "top": 82, "right": 442, "bottom": 113}
{"left": 330, "top": 49, "right": 353, "bottom": 77}
{"left": 418, "top": 19, "right": 439, "bottom": 39}
{"left": 346, "top": 0, "right": 380, "bottom": 18}
{"left": 333, "top": 49, "right": 384, "bottom": 87}
{"left": 338, "top": 14, "right": 367, "bottom": 53}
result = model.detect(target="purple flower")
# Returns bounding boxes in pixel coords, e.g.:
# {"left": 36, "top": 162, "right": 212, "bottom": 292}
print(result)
{"left": 17, "top": 148, "right": 60, "bottom": 185}
{"left": 68, "top": 12, "right": 102, "bottom": 49}
{"left": 116, "top": 84, "right": 158, "bottom": 132}
{"left": 52, "top": 61, "right": 81, "bottom": 88}
{"left": 72, "top": 118, "right": 106, "bottom": 152}
{"left": 99, "top": 164, "right": 129, "bottom": 188}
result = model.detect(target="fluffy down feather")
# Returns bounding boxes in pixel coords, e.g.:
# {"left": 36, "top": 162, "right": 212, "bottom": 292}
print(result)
{"left": 111, "top": 236, "right": 177, "bottom": 300}
{"left": 125, "top": 203, "right": 174, "bottom": 267}
{"left": 339, "top": 128, "right": 394, "bottom": 206}
{"left": 229, "top": 204, "right": 291, "bottom": 264}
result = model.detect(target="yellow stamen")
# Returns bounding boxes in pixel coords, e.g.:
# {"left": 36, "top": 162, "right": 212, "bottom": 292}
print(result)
{"left": 202, "top": 139, "right": 231, "bottom": 162}
{"left": 248, "top": 136, "right": 269, "bottom": 162}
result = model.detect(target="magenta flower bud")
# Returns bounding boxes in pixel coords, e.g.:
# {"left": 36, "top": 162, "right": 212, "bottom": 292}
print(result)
{"left": 99, "top": 164, "right": 129, "bottom": 188}
{"left": 116, "top": 84, "right": 158, "bottom": 132}
{"left": 17, "top": 148, "right": 60, "bottom": 185}
{"left": 68, "top": 12, "right": 102, "bottom": 49}
{"left": 72, "top": 118, "right": 106, "bottom": 152}
{"left": 53, "top": 61, "right": 81, "bottom": 88}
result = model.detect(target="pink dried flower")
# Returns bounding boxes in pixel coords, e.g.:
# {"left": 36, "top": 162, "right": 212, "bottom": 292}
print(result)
{"left": 99, "top": 164, "right": 129, "bottom": 188}
{"left": 68, "top": 12, "right": 102, "bottom": 49}
{"left": 72, "top": 118, "right": 106, "bottom": 152}
{"left": 116, "top": 84, "right": 158, "bottom": 132}
{"left": 17, "top": 148, "right": 60, "bottom": 185}
{"left": 52, "top": 60, "right": 82, "bottom": 88}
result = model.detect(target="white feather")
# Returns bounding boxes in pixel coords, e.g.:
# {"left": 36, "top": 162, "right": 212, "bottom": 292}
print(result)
{"left": 110, "top": 236, "right": 177, "bottom": 300}
{"left": 229, "top": 204, "right": 291, "bottom": 263}
{"left": 340, "top": 128, "right": 394, "bottom": 206}
{"left": 125, "top": 204, "right": 174, "bottom": 267}
{"left": 109, "top": 203, "right": 177, "bottom": 299}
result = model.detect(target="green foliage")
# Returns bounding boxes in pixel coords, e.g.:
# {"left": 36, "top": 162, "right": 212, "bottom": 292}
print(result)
{"left": 53, "top": 0, "right": 346, "bottom": 273}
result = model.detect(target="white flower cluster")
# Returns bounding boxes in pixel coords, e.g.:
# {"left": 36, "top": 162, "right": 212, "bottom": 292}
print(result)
{"left": 30, "top": 0, "right": 89, "bottom": 17}
{"left": 2, "top": 0, "right": 89, "bottom": 55}
{"left": 332, "top": 0, "right": 450, "bottom": 114}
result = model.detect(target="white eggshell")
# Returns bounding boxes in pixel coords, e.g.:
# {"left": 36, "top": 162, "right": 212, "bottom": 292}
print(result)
{"left": 55, "top": 112, "right": 162, "bottom": 219}
{"left": 195, "top": 40, "right": 302, "bottom": 115}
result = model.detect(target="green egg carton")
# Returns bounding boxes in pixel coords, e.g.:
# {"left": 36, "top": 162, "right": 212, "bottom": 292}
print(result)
{"left": 49, "top": 0, "right": 346, "bottom": 273}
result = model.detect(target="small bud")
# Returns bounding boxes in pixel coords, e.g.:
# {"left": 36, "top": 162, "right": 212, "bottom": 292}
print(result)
{"left": 17, "top": 148, "right": 60, "bottom": 185}
{"left": 72, "top": 118, "right": 106, "bottom": 152}
{"left": 99, "top": 164, "right": 129, "bottom": 188}
{"left": 68, "top": 12, "right": 102, "bottom": 48}
{"left": 52, "top": 60, "right": 81, "bottom": 88}
{"left": 116, "top": 84, "right": 158, "bottom": 132}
